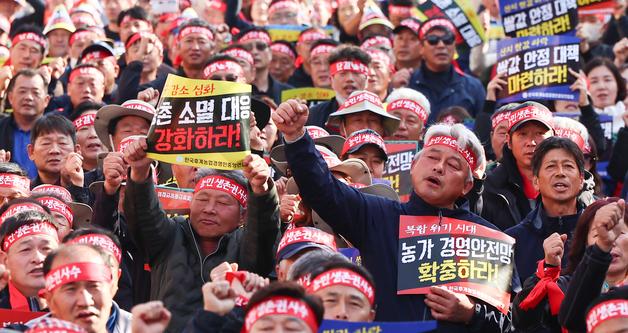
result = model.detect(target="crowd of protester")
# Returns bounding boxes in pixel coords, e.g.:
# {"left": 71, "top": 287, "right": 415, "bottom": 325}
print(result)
{"left": 0, "top": 0, "right": 626, "bottom": 332}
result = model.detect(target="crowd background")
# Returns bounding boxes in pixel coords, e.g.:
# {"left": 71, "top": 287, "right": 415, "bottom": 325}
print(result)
{"left": 0, "top": 0, "right": 625, "bottom": 332}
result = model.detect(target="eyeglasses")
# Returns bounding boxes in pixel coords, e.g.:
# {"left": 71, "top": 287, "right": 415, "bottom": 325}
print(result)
{"left": 242, "top": 41, "right": 268, "bottom": 52}
{"left": 424, "top": 34, "right": 455, "bottom": 46}
{"left": 210, "top": 74, "right": 239, "bottom": 82}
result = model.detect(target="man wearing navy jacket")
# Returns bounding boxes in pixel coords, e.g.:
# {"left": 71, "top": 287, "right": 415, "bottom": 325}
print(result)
{"left": 273, "top": 99, "right": 519, "bottom": 332}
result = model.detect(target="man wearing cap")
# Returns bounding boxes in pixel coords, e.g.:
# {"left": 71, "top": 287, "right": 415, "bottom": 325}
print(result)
{"left": 43, "top": 6, "right": 76, "bottom": 59}
{"left": 393, "top": 17, "right": 422, "bottom": 71}
{"left": 46, "top": 63, "right": 105, "bottom": 117}
{"left": 273, "top": 99, "right": 516, "bottom": 330}
{"left": 307, "top": 39, "right": 339, "bottom": 89}
{"left": 357, "top": 6, "right": 394, "bottom": 42}
{"left": 506, "top": 137, "right": 585, "bottom": 284}
{"left": 269, "top": 41, "right": 297, "bottom": 84}
{"left": 287, "top": 28, "right": 328, "bottom": 88}
{"left": 306, "top": 45, "right": 371, "bottom": 130}
{"left": 0, "top": 211, "right": 59, "bottom": 312}
{"left": 407, "top": 18, "right": 485, "bottom": 123}
{"left": 341, "top": 129, "right": 388, "bottom": 179}
{"left": 0, "top": 69, "right": 50, "bottom": 178}
{"left": 385, "top": 88, "right": 431, "bottom": 142}
{"left": 79, "top": 42, "right": 119, "bottom": 104}
{"left": 327, "top": 90, "right": 399, "bottom": 138}
{"left": 482, "top": 102, "right": 555, "bottom": 231}
{"left": 307, "top": 259, "right": 376, "bottom": 322}
{"left": 237, "top": 27, "right": 293, "bottom": 106}
{"left": 276, "top": 227, "right": 337, "bottom": 281}
{"left": 123, "top": 137, "right": 280, "bottom": 332}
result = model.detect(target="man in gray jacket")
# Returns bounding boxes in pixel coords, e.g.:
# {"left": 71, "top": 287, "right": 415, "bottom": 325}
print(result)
{"left": 123, "top": 137, "right": 280, "bottom": 332}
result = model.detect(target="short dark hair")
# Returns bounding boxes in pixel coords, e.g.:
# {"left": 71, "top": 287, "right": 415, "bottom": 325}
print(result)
{"left": 0, "top": 162, "right": 27, "bottom": 176}
{"left": 206, "top": 54, "right": 240, "bottom": 67}
{"left": 328, "top": 44, "right": 371, "bottom": 65}
{"left": 235, "top": 27, "right": 270, "bottom": 42}
{"left": 0, "top": 198, "right": 51, "bottom": 219}
{"left": 309, "top": 259, "right": 376, "bottom": 294}
{"left": 69, "top": 101, "right": 104, "bottom": 121}
{"left": 437, "top": 106, "right": 472, "bottom": 123}
{"left": 6, "top": 69, "right": 48, "bottom": 94}
{"left": 309, "top": 38, "right": 339, "bottom": 52}
{"left": 0, "top": 210, "right": 56, "bottom": 246}
{"left": 62, "top": 226, "right": 122, "bottom": 252}
{"left": 531, "top": 137, "right": 585, "bottom": 177}
{"left": 246, "top": 281, "right": 324, "bottom": 325}
{"left": 9, "top": 25, "right": 46, "bottom": 53}
{"left": 31, "top": 114, "right": 77, "bottom": 145}
{"left": 584, "top": 57, "right": 627, "bottom": 103}
{"left": 117, "top": 6, "right": 149, "bottom": 26}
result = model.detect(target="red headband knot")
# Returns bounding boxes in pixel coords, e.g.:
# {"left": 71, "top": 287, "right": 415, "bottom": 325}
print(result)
{"left": 424, "top": 135, "right": 478, "bottom": 171}
{"left": 194, "top": 175, "right": 248, "bottom": 208}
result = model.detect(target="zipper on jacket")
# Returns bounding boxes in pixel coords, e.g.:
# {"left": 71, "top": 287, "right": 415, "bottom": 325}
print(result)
{"left": 438, "top": 210, "right": 443, "bottom": 225}
{"left": 187, "top": 221, "right": 225, "bottom": 283}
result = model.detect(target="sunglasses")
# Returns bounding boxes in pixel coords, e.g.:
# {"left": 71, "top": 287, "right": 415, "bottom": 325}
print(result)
{"left": 210, "top": 74, "right": 239, "bottom": 82}
{"left": 425, "top": 34, "right": 455, "bottom": 46}
{"left": 242, "top": 41, "right": 268, "bottom": 52}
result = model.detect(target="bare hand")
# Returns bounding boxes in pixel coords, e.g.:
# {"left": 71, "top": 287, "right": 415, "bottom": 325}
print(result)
{"left": 0, "top": 65, "right": 13, "bottom": 93}
{"left": 123, "top": 137, "right": 153, "bottom": 183}
{"left": 131, "top": 301, "right": 171, "bottom": 333}
{"left": 202, "top": 281, "right": 237, "bottom": 316}
{"left": 275, "top": 176, "right": 288, "bottom": 197}
{"left": 576, "top": 23, "right": 590, "bottom": 53}
{"left": 209, "top": 262, "right": 239, "bottom": 282}
{"left": 103, "top": 152, "right": 127, "bottom": 195}
{"left": 543, "top": 233, "right": 568, "bottom": 267}
{"left": 61, "top": 152, "right": 84, "bottom": 187}
{"left": 613, "top": 38, "right": 628, "bottom": 67}
{"left": 594, "top": 199, "right": 626, "bottom": 252}
{"left": 569, "top": 68, "right": 589, "bottom": 107}
{"left": 486, "top": 73, "right": 507, "bottom": 101}
{"left": 390, "top": 68, "right": 412, "bottom": 88}
{"left": 280, "top": 194, "right": 300, "bottom": 222}
{"left": 0, "top": 149, "right": 10, "bottom": 163}
{"left": 272, "top": 100, "right": 309, "bottom": 142}
{"left": 425, "top": 286, "right": 475, "bottom": 323}
{"left": 137, "top": 87, "right": 160, "bottom": 106}
{"left": 243, "top": 154, "right": 270, "bottom": 194}
{"left": 48, "top": 57, "right": 67, "bottom": 80}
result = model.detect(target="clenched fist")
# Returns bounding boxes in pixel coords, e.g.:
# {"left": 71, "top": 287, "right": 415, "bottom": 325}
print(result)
{"left": 272, "top": 99, "right": 309, "bottom": 142}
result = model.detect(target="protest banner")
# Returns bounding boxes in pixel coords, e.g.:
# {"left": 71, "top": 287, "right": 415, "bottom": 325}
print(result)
{"left": 416, "top": 0, "right": 485, "bottom": 48}
{"left": 146, "top": 74, "right": 251, "bottom": 170}
{"left": 0, "top": 309, "right": 46, "bottom": 327}
{"left": 281, "top": 87, "right": 336, "bottom": 109}
{"left": 578, "top": 0, "right": 615, "bottom": 15}
{"left": 500, "top": 0, "right": 578, "bottom": 37}
{"left": 318, "top": 319, "right": 437, "bottom": 333}
{"left": 496, "top": 35, "right": 580, "bottom": 104}
{"left": 397, "top": 216, "right": 515, "bottom": 314}
{"left": 266, "top": 25, "right": 335, "bottom": 42}
{"left": 338, "top": 248, "right": 362, "bottom": 266}
{"left": 382, "top": 141, "right": 418, "bottom": 203}
{"left": 155, "top": 185, "right": 193, "bottom": 215}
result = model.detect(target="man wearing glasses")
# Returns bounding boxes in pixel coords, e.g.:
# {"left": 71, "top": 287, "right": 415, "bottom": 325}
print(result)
{"left": 236, "top": 27, "right": 293, "bottom": 105}
{"left": 407, "top": 18, "right": 485, "bottom": 124}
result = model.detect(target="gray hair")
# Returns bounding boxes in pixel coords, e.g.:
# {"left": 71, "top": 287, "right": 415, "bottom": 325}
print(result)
{"left": 194, "top": 168, "right": 248, "bottom": 212}
{"left": 386, "top": 87, "right": 431, "bottom": 116}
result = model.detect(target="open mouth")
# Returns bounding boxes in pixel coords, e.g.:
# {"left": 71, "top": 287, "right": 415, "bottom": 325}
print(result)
{"left": 552, "top": 182, "right": 569, "bottom": 191}
{"left": 76, "top": 310, "right": 98, "bottom": 322}
{"left": 425, "top": 176, "right": 441, "bottom": 187}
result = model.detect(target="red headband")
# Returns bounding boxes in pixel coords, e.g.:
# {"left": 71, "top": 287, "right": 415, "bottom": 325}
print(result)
{"left": 208, "top": 0, "right": 227, "bottom": 12}
{"left": 45, "top": 262, "right": 112, "bottom": 292}
{"left": 0, "top": 203, "right": 46, "bottom": 223}
{"left": 340, "top": 91, "right": 383, "bottom": 110}
{"left": 126, "top": 32, "right": 164, "bottom": 53}
{"left": 555, "top": 127, "right": 586, "bottom": 150}
{"left": 491, "top": 112, "right": 510, "bottom": 130}
{"left": 119, "top": 101, "right": 155, "bottom": 115}
{"left": 310, "top": 44, "right": 335, "bottom": 59}
{"left": 271, "top": 43, "right": 296, "bottom": 59}
{"left": 586, "top": 299, "right": 628, "bottom": 332}
{"left": 277, "top": 227, "right": 337, "bottom": 258}
{"left": 81, "top": 50, "right": 114, "bottom": 63}
{"left": 239, "top": 30, "right": 272, "bottom": 44}
{"left": 0, "top": 173, "right": 31, "bottom": 196}
{"left": 73, "top": 113, "right": 95, "bottom": 130}
{"left": 178, "top": 26, "right": 214, "bottom": 41}
{"left": 12, "top": 32, "right": 47, "bottom": 50}
{"left": 366, "top": 49, "right": 392, "bottom": 72}
{"left": 507, "top": 106, "right": 553, "bottom": 132}
{"left": 32, "top": 185, "right": 73, "bottom": 203}
{"left": 398, "top": 18, "right": 421, "bottom": 35}
{"left": 203, "top": 60, "right": 245, "bottom": 79}
{"left": 223, "top": 48, "right": 254, "bottom": 66}
{"left": 69, "top": 67, "right": 103, "bottom": 83}
{"left": 307, "top": 268, "right": 375, "bottom": 305}
{"left": 389, "top": 5, "right": 412, "bottom": 16}
{"left": 244, "top": 296, "right": 318, "bottom": 333}
{"left": 306, "top": 126, "right": 331, "bottom": 139}
{"left": 69, "top": 30, "right": 93, "bottom": 46}
{"left": 268, "top": 0, "right": 299, "bottom": 15}
{"left": 424, "top": 135, "right": 478, "bottom": 171}
{"left": 387, "top": 99, "right": 428, "bottom": 124}
{"left": 419, "top": 18, "right": 456, "bottom": 40}
{"left": 194, "top": 175, "right": 248, "bottom": 208}
{"left": 297, "top": 30, "right": 327, "bottom": 45}
{"left": 360, "top": 36, "right": 392, "bottom": 50}
{"left": 342, "top": 131, "right": 387, "bottom": 156}
{"left": 68, "top": 234, "right": 122, "bottom": 264}
{"left": 36, "top": 196, "right": 73, "bottom": 225}
{"left": 3, "top": 222, "right": 58, "bottom": 251}
{"left": 330, "top": 60, "right": 369, "bottom": 77}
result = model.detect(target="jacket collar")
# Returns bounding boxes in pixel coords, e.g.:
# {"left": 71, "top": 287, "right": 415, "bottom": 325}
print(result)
{"left": 416, "top": 62, "right": 460, "bottom": 84}
{"left": 526, "top": 198, "right": 584, "bottom": 232}
{"left": 405, "top": 191, "right": 472, "bottom": 218}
